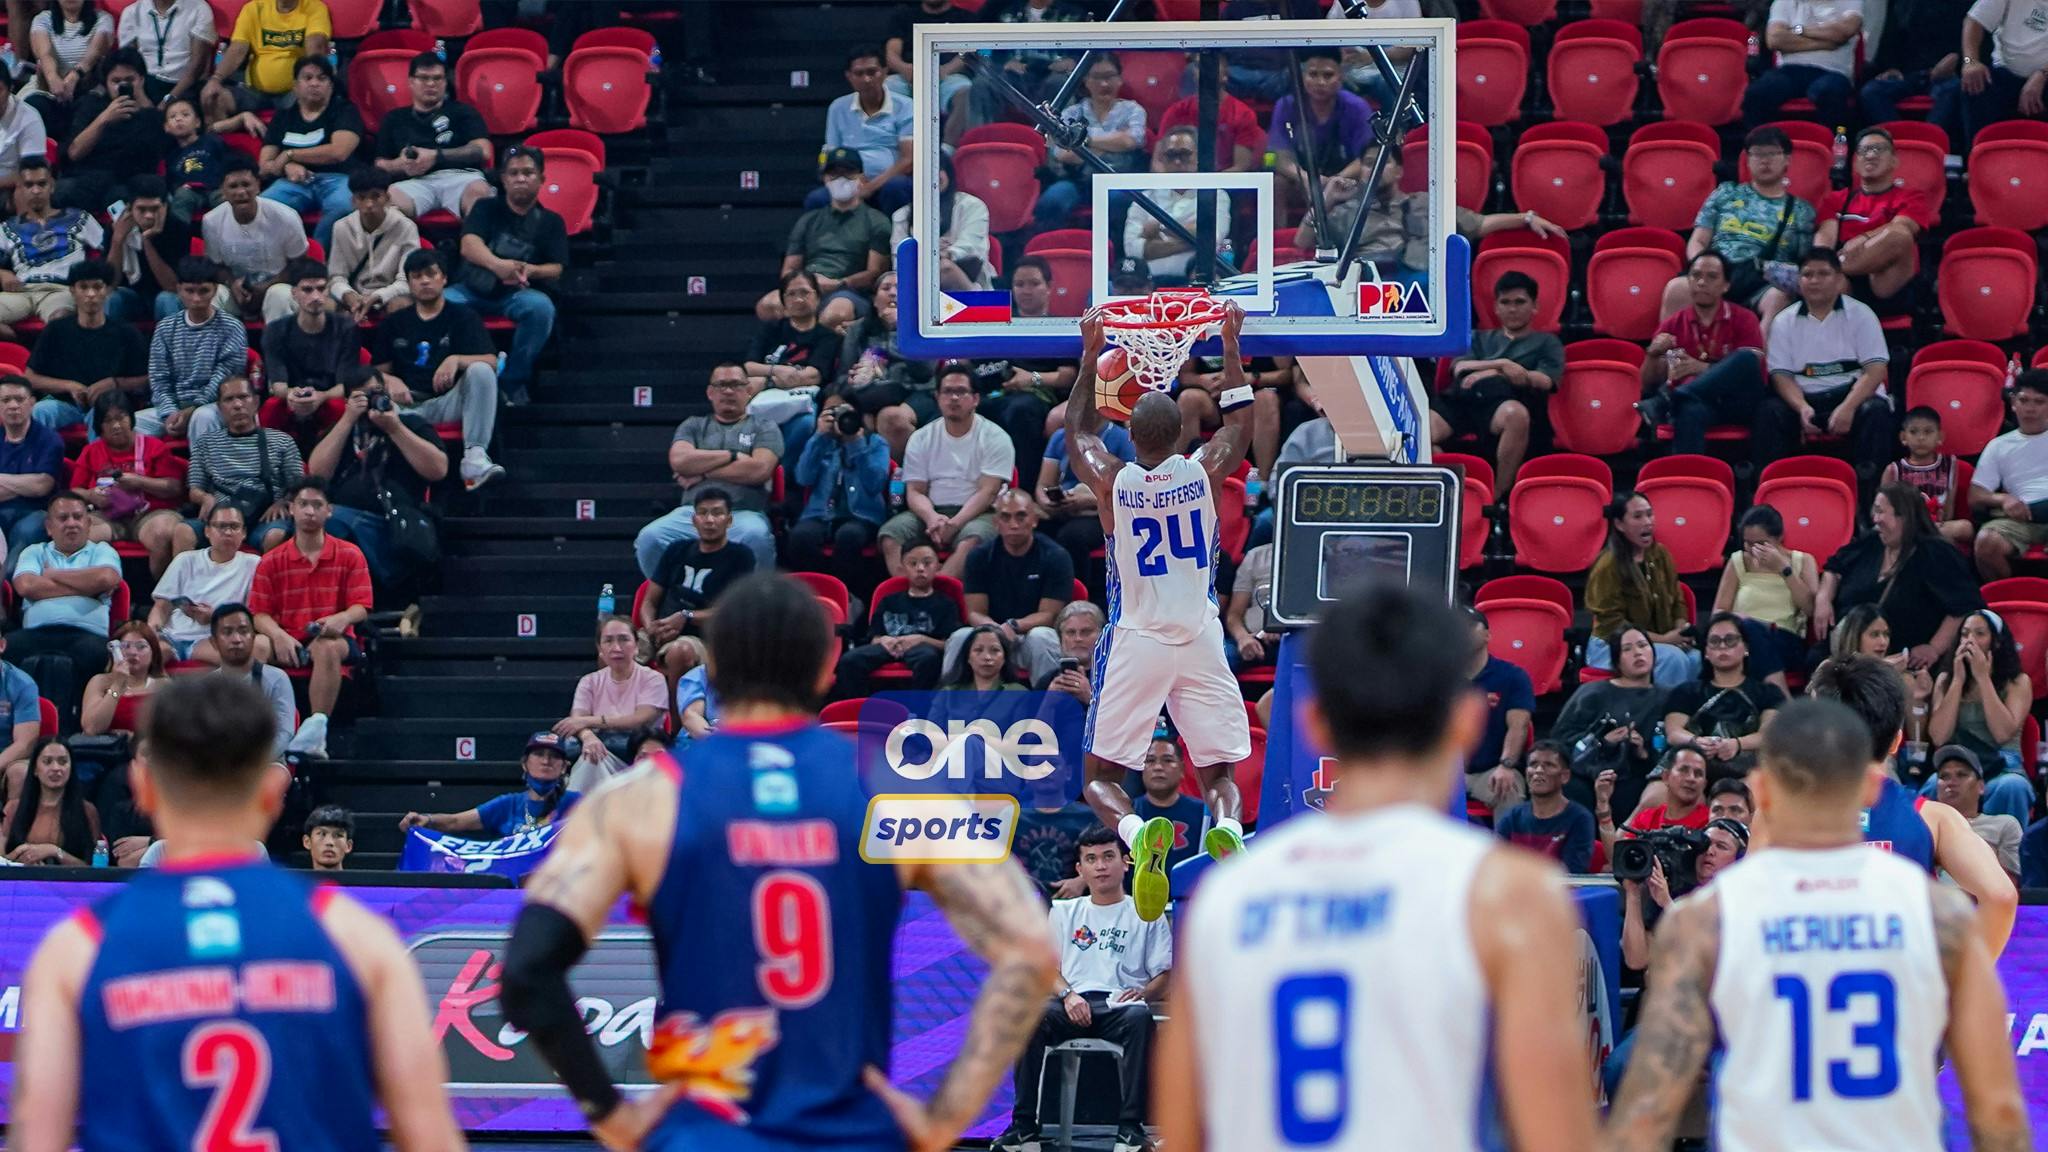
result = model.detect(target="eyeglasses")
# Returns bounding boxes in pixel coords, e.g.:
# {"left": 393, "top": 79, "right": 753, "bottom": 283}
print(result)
{"left": 1706, "top": 634, "right": 1745, "bottom": 648}
{"left": 707, "top": 379, "right": 747, "bottom": 391}
{"left": 1746, "top": 150, "right": 1786, "bottom": 162}
{"left": 938, "top": 387, "right": 975, "bottom": 398}
{"left": 1855, "top": 144, "right": 1892, "bottom": 157}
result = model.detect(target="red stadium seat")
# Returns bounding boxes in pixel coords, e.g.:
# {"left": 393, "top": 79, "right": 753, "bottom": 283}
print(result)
{"left": 1509, "top": 474, "right": 1610, "bottom": 573}
{"left": 1938, "top": 227, "right": 2036, "bottom": 341}
{"left": 358, "top": 28, "right": 435, "bottom": 55}
{"left": 1879, "top": 120, "right": 1947, "bottom": 222}
{"left": 1738, "top": 121, "right": 1833, "bottom": 208}
{"left": 960, "top": 123, "right": 1048, "bottom": 168}
{"left": 1989, "top": 597, "right": 2048, "bottom": 700}
{"left": 1656, "top": 20, "right": 1748, "bottom": 125}
{"left": 1760, "top": 455, "right": 1858, "bottom": 489}
{"left": 1455, "top": 21, "right": 1531, "bottom": 127}
{"left": 207, "top": 0, "right": 244, "bottom": 37}
{"left": 572, "top": 27, "right": 657, "bottom": 56}
{"left": 1476, "top": 573, "right": 1574, "bottom": 616}
{"left": 1904, "top": 355, "right": 2004, "bottom": 456}
{"left": 1591, "top": 0, "right": 1642, "bottom": 18}
{"left": 1969, "top": 120, "right": 2048, "bottom": 231}
{"left": 1439, "top": 450, "right": 1498, "bottom": 569}
{"left": 1402, "top": 120, "right": 1493, "bottom": 214}
{"left": 347, "top": 49, "right": 418, "bottom": 128}
{"left": 1520, "top": 452, "right": 1615, "bottom": 497}
{"left": 1510, "top": 121, "right": 1607, "bottom": 231}
{"left": 1471, "top": 229, "right": 1569, "bottom": 332}
{"left": 1547, "top": 19, "right": 1642, "bottom": 126}
{"left": 1116, "top": 50, "right": 1187, "bottom": 130}
{"left": 564, "top": 46, "right": 655, "bottom": 134}
{"left": 1477, "top": 0, "right": 1558, "bottom": 24}
{"left": 1753, "top": 475, "right": 1855, "bottom": 566}
{"left": 457, "top": 47, "right": 545, "bottom": 135}
{"left": 1030, "top": 249, "right": 1091, "bottom": 317}
{"left": 1638, "top": 452, "right": 1735, "bottom": 495}
{"left": 534, "top": 144, "right": 601, "bottom": 236}
{"left": 525, "top": 128, "right": 607, "bottom": 169}
{"left": 323, "top": 0, "right": 382, "bottom": 39}
{"left": 37, "top": 697, "right": 55, "bottom": 736}
{"left": 1587, "top": 226, "right": 1685, "bottom": 340}
{"left": 1982, "top": 576, "right": 2048, "bottom": 603}
{"left": 1214, "top": 477, "right": 1251, "bottom": 564}
{"left": 1918, "top": 337, "right": 2007, "bottom": 370}
{"left": 1623, "top": 121, "right": 1721, "bottom": 230}
{"left": 1023, "top": 228, "right": 1096, "bottom": 255}
{"left": 407, "top": 0, "right": 483, "bottom": 38}
{"left": 0, "top": 343, "right": 28, "bottom": 372}
{"left": 1473, "top": 594, "right": 1571, "bottom": 694}
{"left": 954, "top": 142, "right": 1040, "bottom": 233}
{"left": 1551, "top": 339, "right": 1646, "bottom": 456}
{"left": 820, "top": 699, "right": 866, "bottom": 725}
{"left": 1437, "top": 451, "right": 1497, "bottom": 499}
{"left": 790, "top": 571, "right": 851, "bottom": 619}
{"left": 465, "top": 26, "right": 549, "bottom": 62}
{"left": 1636, "top": 475, "right": 1734, "bottom": 573}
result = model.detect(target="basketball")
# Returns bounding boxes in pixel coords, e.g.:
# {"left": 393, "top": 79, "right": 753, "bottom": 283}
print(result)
{"left": 1095, "top": 347, "right": 1149, "bottom": 421}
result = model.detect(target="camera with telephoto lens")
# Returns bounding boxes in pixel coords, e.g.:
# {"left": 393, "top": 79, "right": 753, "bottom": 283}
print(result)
{"left": 830, "top": 404, "right": 861, "bottom": 436}
{"left": 1611, "top": 825, "right": 1710, "bottom": 896}
{"left": 368, "top": 392, "right": 393, "bottom": 413}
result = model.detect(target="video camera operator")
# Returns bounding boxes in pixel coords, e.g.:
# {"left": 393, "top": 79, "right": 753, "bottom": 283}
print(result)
{"left": 786, "top": 400, "right": 889, "bottom": 592}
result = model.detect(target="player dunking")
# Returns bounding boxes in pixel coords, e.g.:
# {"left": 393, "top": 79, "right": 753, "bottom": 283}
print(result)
{"left": 1155, "top": 582, "right": 1598, "bottom": 1152}
{"left": 7, "top": 676, "right": 464, "bottom": 1152}
{"left": 1604, "top": 696, "right": 2030, "bottom": 1152}
{"left": 501, "top": 573, "right": 1058, "bottom": 1152}
{"left": 1066, "top": 301, "right": 1253, "bottom": 921}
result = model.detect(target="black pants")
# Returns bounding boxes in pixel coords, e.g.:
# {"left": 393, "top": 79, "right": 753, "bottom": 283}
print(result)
{"left": 1743, "top": 63, "right": 1853, "bottom": 130}
{"left": 1754, "top": 383, "right": 1895, "bottom": 485}
{"left": 786, "top": 516, "right": 879, "bottom": 593}
{"left": 983, "top": 392, "right": 1050, "bottom": 485}
{"left": 1051, "top": 513, "right": 1104, "bottom": 597}
{"left": 8, "top": 625, "right": 111, "bottom": 735}
{"left": 1668, "top": 350, "right": 1765, "bottom": 456}
{"left": 834, "top": 641, "right": 943, "bottom": 698}
{"left": 1013, "top": 994, "right": 1153, "bottom": 1128}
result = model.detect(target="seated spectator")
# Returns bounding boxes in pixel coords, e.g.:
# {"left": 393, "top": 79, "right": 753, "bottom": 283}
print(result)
{"left": 1663, "top": 612, "right": 1786, "bottom": 781}
{"left": 27, "top": 260, "right": 148, "bottom": 434}
{"left": 201, "top": 0, "right": 330, "bottom": 126}
{"left": 0, "top": 68, "right": 48, "bottom": 198}
{"left": 206, "top": 601, "right": 295, "bottom": 759}
{"left": 1428, "top": 272, "right": 1559, "bottom": 499}
{"left": 1014, "top": 796, "right": 1097, "bottom": 897}
{"left": 1492, "top": 740, "right": 1595, "bottom": 873}
{"left": 558, "top": 615, "right": 668, "bottom": 762}
{"left": 1157, "top": 90, "right": 1265, "bottom": 172}
{"left": 1551, "top": 626, "right": 1667, "bottom": 815}
{"left": 80, "top": 620, "right": 165, "bottom": 738}
{"left": 1813, "top": 127, "right": 1930, "bottom": 321}
{"left": 767, "top": 147, "right": 891, "bottom": 328}
{"left": 302, "top": 803, "right": 352, "bottom": 870}
{"left": 878, "top": 364, "right": 1009, "bottom": 579}
{"left": 1597, "top": 745, "right": 1711, "bottom": 863}
{"left": 305, "top": 366, "right": 451, "bottom": 588}
{"left": 21, "top": 0, "right": 113, "bottom": 137}
{"left": 1034, "top": 53, "right": 1148, "bottom": 227}
{"left": 373, "top": 52, "right": 492, "bottom": 220}
{"left": 1970, "top": 369, "right": 2048, "bottom": 581}
{"left": 69, "top": 392, "right": 187, "bottom": 576}
{"left": 259, "top": 258, "right": 355, "bottom": 454}
{"left": 60, "top": 49, "right": 167, "bottom": 213}
{"left": 1858, "top": 0, "right": 1966, "bottom": 126}
{"left": 1465, "top": 606, "right": 1532, "bottom": 818}
{"left": 969, "top": 358, "right": 1061, "bottom": 489}
{"left": 8, "top": 493, "right": 119, "bottom": 732}
{"left": 1031, "top": 600, "right": 1103, "bottom": 701}
{"left": 835, "top": 270, "right": 933, "bottom": 456}
{"left": 675, "top": 664, "right": 718, "bottom": 743}
{"left": 1711, "top": 505, "right": 1816, "bottom": 686}
{"left": 949, "top": 489, "right": 1069, "bottom": 684}
{"left": 1662, "top": 127, "right": 1815, "bottom": 331}
{"left": 1707, "top": 778, "right": 1755, "bottom": 824}
{"left": 882, "top": 0, "right": 974, "bottom": 141}
{"left": 639, "top": 487, "right": 757, "bottom": 685}
{"left": 105, "top": 177, "right": 192, "bottom": 323}
{"left": 162, "top": 95, "right": 235, "bottom": 220}
{"left": 327, "top": 167, "right": 418, "bottom": 323}
{"left": 746, "top": 271, "right": 844, "bottom": 449}
{"left": 247, "top": 477, "right": 371, "bottom": 725}
{"left": 149, "top": 504, "right": 261, "bottom": 663}
{"left": 939, "top": 623, "right": 1019, "bottom": 691}
{"left": 1760, "top": 248, "right": 1893, "bottom": 486}
{"left": 1, "top": 737, "right": 97, "bottom": 866}
{"left": 1816, "top": 482, "right": 1982, "bottom": 670}
{"left": 444, "top": 147, "right": 562, "bottom": 407}
{"left": 1324, "top": 0, "right": 1423, "bottom": 107}
{"left": 1269, "top": 48, "right": 1373, "bottom": 208}
{"left": 995, "top": 823, "right": 1168, "bottom": 1152}
{"left": 181, "top": 374, "right": 302, "bottom": 553}
{"left": 1932, "top": 745, "right": 2023, "bottom": 881}
{"left": 0, "top": 157, "right": 101, "bottom": 332}
{"left": 1884, "top": 406, "right": 1973, "bottom": 547}
{"left": 1129, "top": 736, "right": 1205, "bottom": 873}
{"left": 1640, "top": 252, "right": 1766, "bottom": 457}
{"left": 1245, "top": 408, "right": 1338, "bottom": 550}
{"left": 809, "top": 46, "right": 913, "bottom": 215}
{"left": 140, "top": 256, "right": 248, "bottom": 443}
{"left": 787, "top": 400, "right": 890, "bottom": 589}
{"left": 399, "top": 731, "right": 580, "bottom": 839}
{"left": 204, "top": 155, "right": 307, "bottom": 324}
{"left": 116, "top": 0, "right": 215, "bottom": 105}
{"left": 1949, "top": 0, "right": 2048, "bottom": 147}
{"left": 634, "top": 365, "right": 781, "bottom": 577}
{"left": 1038, "top": 422, "right": 1135, "bottom": 580}
{"left": 568, "top": 725, "right": 667, "bottom": 797}
{"left": 1743, "top": 0, "right": 1861, "bottom": 129}
{"left": 968, "top": 0, "right": 1089, "bottom": 120}
{"left": 257, "top": 56, "right": 360, "bottom": 247}
{"left": 372, "top": 251, "right": 503, "bottom": 489}
{"left": 1292, "top": 142, "right": 1427, "bottom": 281}
{"left": 0, "top": 375, "right": 66, "bottom": 568}
{"left": 1585, "top": 491, "right": 1700, "bottom": 687}
{"left": 833, "top": 541, "right": 957, "bottom": 696}
{"left": 1224, "top": 541, "right": 1279, "bottom": 672}
{"left": 0, "top": 631, "right": 42, "bottom": 796}
{"left": 1122, "top": 127, "right": 1232, "bottom": 282}
{"left": 886, "top": 151, "right": 992, "bottom": 300}
{"left": 1925, "top": 610, "right": 2037, "bottom": 820}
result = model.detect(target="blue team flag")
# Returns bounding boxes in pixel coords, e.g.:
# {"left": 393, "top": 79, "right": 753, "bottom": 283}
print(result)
{"left": 399, "top": 825, "right": 560, "bottom": 879}
{"left": 938, "top": 290, "right": 1012, "bottom": 324}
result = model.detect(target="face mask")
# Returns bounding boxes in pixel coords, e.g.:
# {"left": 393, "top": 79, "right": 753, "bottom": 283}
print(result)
{"left": 524, "top": 770, "right": 564, "bottom": 799}
{"left": 825, "top": 177, "right": 860, "bottom": 203}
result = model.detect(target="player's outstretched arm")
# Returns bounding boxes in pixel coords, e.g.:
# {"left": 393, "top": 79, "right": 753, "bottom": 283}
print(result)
{"left": 869, "top": 858, "right": 1058, "bottom": 1152}
{"left": 1602, "top": 889, "right": 1721, "bottom": 1152}
{"left": 1193, "top": 302, "right": 1254, "bottom": 485}
{"left": 1064, "top": 309, "right": 1126, "bottom": 500}
{"left": 1471, "top": 850, "right": 1599, "bottom": 1152}
{"left": 7, "top": 915, "right": 93, "bottom": 1152}
{"left": 1925, "top": 798, "right": 2018, "bottom": 958}
{"left": 320, "top": 892, "right": 468, "bottom": 1152}
{"left": 1932, "top": 883, "right": 2032, "bottom": 1152}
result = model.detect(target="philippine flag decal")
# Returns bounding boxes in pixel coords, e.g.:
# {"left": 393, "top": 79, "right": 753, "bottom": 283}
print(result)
{"left": 938, "top": 290, "right": 1013, "bottom": 324}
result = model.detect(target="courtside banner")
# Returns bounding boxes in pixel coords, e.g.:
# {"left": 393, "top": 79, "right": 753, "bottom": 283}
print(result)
{"left": 0, "top": 879, "right": 1019, "bottom": 1138}
{"left": 1941, "top": 899, "right": 2048, "bottom": 1147}
{"left": 399, "top": 826, "right": 560, "bottom": 879}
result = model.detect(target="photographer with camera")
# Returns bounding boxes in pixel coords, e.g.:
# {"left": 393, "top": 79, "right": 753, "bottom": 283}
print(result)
{"left": 305, "top": 366, "right": 447, "bottom": 590}
{"left": 1550, "top": 625, "right": 1667, "bottom": 813}
{"left": 1596, "top": 744, "right": 1711, "bottom": 867}
{"left": 785, "top": 400, "right": 889, "bottom": 592}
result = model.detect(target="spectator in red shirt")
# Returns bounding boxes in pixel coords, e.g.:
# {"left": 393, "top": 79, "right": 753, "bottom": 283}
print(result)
{"left": 1639, "top": 251, "right": 1766, "bottom": 456}
{"left": 1157, "top": 91, "right": 1265, "bottom": 172}
{"left": 68, "top": 392, "right": 187, "bottom": 577}
{"left": 1812, "top": 127, "right": 1931, "bottom": 319}
{"left": 246, "top": 476, "right": 369, "bottom": 724}
{"left": 1595, "top": 745, "right": 1711, "bottom": 862}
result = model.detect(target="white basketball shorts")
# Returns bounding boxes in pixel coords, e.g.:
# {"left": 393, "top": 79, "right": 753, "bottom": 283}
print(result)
{"left": 1087, "top": 616, "right": 1252, "bottom": 769}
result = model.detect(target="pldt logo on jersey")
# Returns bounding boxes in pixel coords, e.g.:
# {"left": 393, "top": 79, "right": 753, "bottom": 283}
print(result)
{"left": 1356, "top": 280, "right": 1433, "bottom": 321}
{"left": 855, "top": 691, "right": 1086, "bottom": 863}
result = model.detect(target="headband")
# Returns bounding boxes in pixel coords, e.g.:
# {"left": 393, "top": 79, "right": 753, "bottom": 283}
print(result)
{"left": 1977, "top": 608, "right": 2005, "bottom": 636}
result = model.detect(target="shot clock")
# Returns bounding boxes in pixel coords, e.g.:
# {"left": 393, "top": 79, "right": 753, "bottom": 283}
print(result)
{"left": 1267, "top": 464, "right": 1460, "bottom": 627}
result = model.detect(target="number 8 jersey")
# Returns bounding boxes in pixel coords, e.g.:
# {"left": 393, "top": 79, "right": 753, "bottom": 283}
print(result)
{"left": 1707, "top": 845, "right": 1947, "bottom": 1152}
{"left": 1106, "top": 454, "right": 1219, "bottom": 643}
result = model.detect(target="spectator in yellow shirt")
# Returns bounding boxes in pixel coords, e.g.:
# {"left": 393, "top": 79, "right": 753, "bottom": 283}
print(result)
{"left": 201, "top": 0, "right": 330, "bottom": 124}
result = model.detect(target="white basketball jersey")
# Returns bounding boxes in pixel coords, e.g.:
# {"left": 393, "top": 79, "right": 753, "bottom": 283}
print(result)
{"left": 1182, "top": 805, "right": 1500, "bottom": 1152}
{"left": 1708, "top": 845, "right": 1948, "bottom": 1152}
{"left": 1106, "top": 454, "right": 1219, "bottom": 643}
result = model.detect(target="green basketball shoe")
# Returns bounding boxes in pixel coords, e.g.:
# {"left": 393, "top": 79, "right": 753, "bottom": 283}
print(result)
{"left": 1131, "top": 816, "right": 1175, "bottom": 922}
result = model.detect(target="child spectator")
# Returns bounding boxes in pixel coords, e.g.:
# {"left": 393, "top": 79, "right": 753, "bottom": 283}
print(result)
{"left": 1882, "top": 406, "right": 1971, "bottom": 547}
{"left": 162, "top": 95, "right": 228, "bottom": 220}
{"left": 833, "top": 541, "right": 957, "bottom": 695}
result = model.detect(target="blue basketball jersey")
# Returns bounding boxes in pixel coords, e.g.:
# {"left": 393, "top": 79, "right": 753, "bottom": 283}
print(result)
{"left": 75, "top": 858, "right": 377, "bottom": 1152}
{"left": 1861, "top": 777, "right": 1936, "bottom": 875}
{"left": 641, "top": 721, "right": 905, "bottom": 1151}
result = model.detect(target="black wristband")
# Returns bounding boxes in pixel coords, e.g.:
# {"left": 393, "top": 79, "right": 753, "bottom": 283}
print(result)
{"left": 500, "top": 904, "right": 622, "bottom": 1123}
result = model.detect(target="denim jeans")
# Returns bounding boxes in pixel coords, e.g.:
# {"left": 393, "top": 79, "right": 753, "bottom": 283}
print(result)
{"left": 1668, "top": 349, "right": 1765, "bottom": 456}
{"left": 1743, "top": 64, "right": 1854, "bottom": 130}
{"left": 0, "top": 503, "right": 47, "bottom": 573}
{"left": 32, "top": 398, "right": 91, "bottom": 435}
{"left": 1947, "top": 65, "right": 2036, "bottom": 151}
{"left": 1585, "top": 634, "right": 1701, "bottom": 688}
{"left": 326, "top": 504, "right": 396, "bottom": 587}
{"left": 441, "top": 284, "right": 553, "bottom": 397}
{"left": 1860, "top": 71, "right": 1962, "bottom": 140}
{"left": 633, "top": 508, "right": 775, "bottom": 579}
{"left": 260, "top": 172, "right": 354, "bottom": 247}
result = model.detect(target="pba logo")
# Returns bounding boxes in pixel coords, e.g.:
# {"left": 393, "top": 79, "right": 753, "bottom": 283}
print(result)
{"left": 1356, "top": 280, "right": 1433, "bottom": 321}
{"left": 854, "top": 691, "right": 1086, "bottom": 863}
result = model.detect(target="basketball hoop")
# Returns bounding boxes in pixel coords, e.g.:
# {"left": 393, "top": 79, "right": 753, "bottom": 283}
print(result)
{"left": 1096, "top": 289, "right": 1229, "bottom": 394}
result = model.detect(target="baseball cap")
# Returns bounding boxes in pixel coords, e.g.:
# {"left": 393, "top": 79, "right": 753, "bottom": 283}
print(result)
{"left": 1931, "top": 744, "right": 1984, "bottom": 777}
{"left": 820, "top": 147, "right": 863, "bottom": 176}
{"left": 525, "top": 731, "right": 571, "bottom": 756}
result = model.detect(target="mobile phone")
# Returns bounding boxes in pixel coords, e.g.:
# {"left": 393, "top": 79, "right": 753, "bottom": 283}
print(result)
{"left": 1059, "top": 657, "right": 1081, "bottom": 673}
{"left": 1044, "top": 486, "right": 1066, "bottom": 504}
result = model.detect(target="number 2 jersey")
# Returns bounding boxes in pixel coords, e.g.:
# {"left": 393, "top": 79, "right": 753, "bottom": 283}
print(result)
{"left": 1708, "top": 845, "right": 1947, "bottom": 1152}
{"left": 1180, "top": 804, "right": 1504, "bottom": 1152}
{"left": 75, "top": 858, "right": 378, "bottom": 1152}
{"left": 1106, "top": 453, "right": 1219, "bottom": 644}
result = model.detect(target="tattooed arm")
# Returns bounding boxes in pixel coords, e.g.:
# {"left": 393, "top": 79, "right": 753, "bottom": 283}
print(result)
{"left": 870, "top": 858, "right": 1058, "bottom": 1152}
{"left": 1602, "top": 889, "right": 1722, "bottom": 1152}
{"left": 1932, "top": 882, "right": 2032, "bottom": 1152}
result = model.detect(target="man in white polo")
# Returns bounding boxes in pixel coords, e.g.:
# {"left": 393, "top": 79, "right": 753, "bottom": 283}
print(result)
{"left": 1756, "top": 246, "right": 1892, "bottom": 486}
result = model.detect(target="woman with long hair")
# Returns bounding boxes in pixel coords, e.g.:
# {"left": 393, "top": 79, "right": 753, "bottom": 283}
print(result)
{"left": 1925, "top": 609, "right": 2038, "bottom": 820}
{"left": 1550, "top": 624, "right": 1667, "bottom": 814}
{"left": 1662, "top": 612, "right": 1785, "bottom": 781}
{"left": 1814, "top": 481, "right": 1982, "bottom": 670}
{"left": 22, "top": 0, "right": 108, "bottom": 136}
{"left": 2, "top": 737, "right": 99, "bottom": 865}
{"left": 1584, "top": 491, "right": 1699, "bottom": 686}
{"left": 940, "top": 624, "right": 1019, "bottom": 692}
{"left": 79, "top": 620, "right": 166, "bottom": 737}
{"left": 1815, "top": 603, "right": 1937, "bottom": 743}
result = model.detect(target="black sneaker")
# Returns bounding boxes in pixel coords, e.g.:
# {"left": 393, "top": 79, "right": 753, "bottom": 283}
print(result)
{"left": 1115, "top": 1124, "right": 1153, "bottom": 1152}
{"left": 1634, "top": 390, "right": 1670, "bottom": 428}
{"left": 990, "top": 1124, "right": 1039, "bottom": 1152}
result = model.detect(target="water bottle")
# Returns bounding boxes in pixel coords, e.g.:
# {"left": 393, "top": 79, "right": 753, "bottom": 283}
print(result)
{"left": 648, "top": 45, "right": 663, "bottom": 72}
{"left": 434, "top": 38, "right": 447, "bottom": 61}
{"left": 889, "top": 475, "right": 906, "bottom": 510}
{"left": 597, "top": 583, "right": 615, "bottom": 619}
{"left": 1830, "top": 126, "right": 1850, "bottom": 189}
{"left": 2008, "top": 353, "right": 2022, "bottom": 393}
{"left": 1746, "top": 32, "right": 1760, "bottom": 59}
{"left": 1663, "top": 347, "right": 1680, "bottom": 379}
{"left": 1651, "top": 721, "right": 1667, "bottom": 754}
{"left": 1218, "top": 236, "right": 1236, "bottom": 273}
{"left": 1244, "top": 467, "right": 1262, "bottom": 508}
{"left": 91, "top": 838, "right": 108, "bottom": 868}
{"left": 248, "top": 356, "right": 263, "bottom": 393}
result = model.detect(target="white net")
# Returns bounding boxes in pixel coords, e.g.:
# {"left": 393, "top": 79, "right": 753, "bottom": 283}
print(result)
{"left": 1100, "top": 291, "right": 1228, "bottom": 394}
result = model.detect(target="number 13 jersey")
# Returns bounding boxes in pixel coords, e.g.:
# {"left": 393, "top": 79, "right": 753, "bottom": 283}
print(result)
{"left": 1106, "top": 454, "right": 1219, "bottom": 644}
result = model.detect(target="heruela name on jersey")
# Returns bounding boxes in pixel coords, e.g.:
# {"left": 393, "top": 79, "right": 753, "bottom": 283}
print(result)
{"left": 1761, "top": 913, "right": 1908, "bottom": 956}
{"left": 1117, "top": 480, "right": 1207, "bottom": 510}
{"left": 1237, "top": 888, "right": 1392, "bottom": 947}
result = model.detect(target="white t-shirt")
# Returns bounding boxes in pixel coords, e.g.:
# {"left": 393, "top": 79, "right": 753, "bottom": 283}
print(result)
{"left": 1970, "top": 425, "right": 2048, "bottom": 504}
{"left": 1765, "top": 294, "right": 1888, "bottom": 396}
{"left": 1766, "top": 0, "right": 1863, "bottom": 76}
{"left": 1121, "top": 187, "right": 1233, "bottom": 278}
{"left": 201, "top": 199, "right": 310, "bottom": 285}
{"left": 0, "top": 97, "right": 46, "bottom": 183}
{"left": 117, "top": 0, "right": 216, "bottom": 85}
{"left": 1049, "top": 894, "right": 1173, "bottom": 995}
{"left": 901, "top": 415, "right": 1014, "bottom": 508}
{"left": 30, "top": 9, "right": 112, "bottom": 77}
{"left": 153, "top": 547, "right": 261, "bottom": 643}
{"left": 1969, "top": 0, "right": 2048, "bottom": 75}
